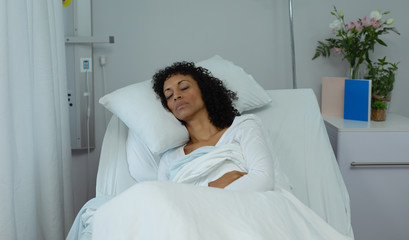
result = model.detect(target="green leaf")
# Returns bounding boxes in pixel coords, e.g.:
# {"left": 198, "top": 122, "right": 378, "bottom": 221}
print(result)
{"left": 390, "top": 27, "right": 400, "bottom": 35}
{"left": 375, "top": 38, "right": 387, "bottom": 46}
{"left": 372, "top": 101, "right": 387, "bottom": 110}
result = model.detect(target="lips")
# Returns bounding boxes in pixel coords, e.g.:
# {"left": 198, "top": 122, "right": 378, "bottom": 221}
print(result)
{"left": 175, "top": 102, "right": 187, "bottom": 111}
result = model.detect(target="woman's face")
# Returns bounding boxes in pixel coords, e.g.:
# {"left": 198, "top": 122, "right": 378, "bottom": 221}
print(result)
{"left": 163, "top": 74, "right": 206, "bottom": 122}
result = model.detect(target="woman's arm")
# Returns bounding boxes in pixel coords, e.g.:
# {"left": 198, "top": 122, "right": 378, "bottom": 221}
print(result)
{"left": 208, "top": 170, "right": 247, "bottom": 188}
{"left": 222, "top": 118, "right": 276, "bottom": 191}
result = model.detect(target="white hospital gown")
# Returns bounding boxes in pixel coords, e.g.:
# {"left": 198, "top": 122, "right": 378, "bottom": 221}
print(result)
{"left": 157, "top": 114, "right": 276, "bottom": 191}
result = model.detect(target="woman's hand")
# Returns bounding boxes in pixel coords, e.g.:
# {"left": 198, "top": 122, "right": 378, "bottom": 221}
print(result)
{"left": 208, "top": 171, "right": 247, "bottom": 188}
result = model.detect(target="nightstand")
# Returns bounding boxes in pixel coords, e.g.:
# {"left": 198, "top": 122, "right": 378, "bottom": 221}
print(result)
{"left": 324, "top": 113, "right": 409, "bottom": 240}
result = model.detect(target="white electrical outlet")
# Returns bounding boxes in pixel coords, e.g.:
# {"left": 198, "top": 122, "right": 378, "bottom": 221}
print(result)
{"left": 80, "top": 57, "right": 92, "bottom": 72}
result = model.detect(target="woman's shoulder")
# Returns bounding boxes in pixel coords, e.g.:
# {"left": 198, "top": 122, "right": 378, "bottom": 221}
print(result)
{"left": 219, "top": 114, "right": 265, "bottom": 144}
{"left": 231, "top": 114, "right": 262, "bottom": 129}
{"left": 222, "top": 114, "right": 264, "bottom": 139}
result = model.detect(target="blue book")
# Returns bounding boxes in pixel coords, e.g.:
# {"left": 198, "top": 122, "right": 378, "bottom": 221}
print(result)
{"left": 343, "top": 79, "right": 372, "bottom": 121}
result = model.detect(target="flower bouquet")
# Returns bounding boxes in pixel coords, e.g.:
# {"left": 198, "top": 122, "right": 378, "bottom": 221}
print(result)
{"left": 312, "top": 6, "right": 399, "bottom": 79}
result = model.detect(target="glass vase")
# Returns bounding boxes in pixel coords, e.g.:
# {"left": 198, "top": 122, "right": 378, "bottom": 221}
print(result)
{"left": 348, "top": 63, "right": 366, "bottom": 79}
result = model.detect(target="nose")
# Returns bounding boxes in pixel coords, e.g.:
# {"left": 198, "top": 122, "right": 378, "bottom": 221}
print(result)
{"left": 173, "top": 93, "right": 182, "bottom": 101}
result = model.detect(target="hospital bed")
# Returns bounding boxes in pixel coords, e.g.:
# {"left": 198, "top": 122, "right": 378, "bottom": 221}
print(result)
{"left": 67, "top": 56, "right": 354, "bottom": 240}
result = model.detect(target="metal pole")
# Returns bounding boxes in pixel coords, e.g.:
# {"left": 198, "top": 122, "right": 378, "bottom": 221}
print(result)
{"left": 288, "top": 0, "right": 297, "bottom": 89}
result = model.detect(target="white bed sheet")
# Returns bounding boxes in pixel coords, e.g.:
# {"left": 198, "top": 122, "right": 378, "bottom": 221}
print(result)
{"left": 85, "top": 89, "right": 353, "bottom": 239}
{"left": 93, "top": 182, "right": 352, "bottom": 240}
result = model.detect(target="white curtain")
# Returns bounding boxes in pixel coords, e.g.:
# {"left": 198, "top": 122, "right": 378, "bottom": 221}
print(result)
{"left": 0, "top": 0, "right": 74, "bottom": 239}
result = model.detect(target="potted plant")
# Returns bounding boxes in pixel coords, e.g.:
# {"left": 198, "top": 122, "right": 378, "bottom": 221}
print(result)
{"left": 371, "top": 100, "right": 388, "bottom": 121}
{"left": 366, "top": 56, "right": 399, "bottom": 103}
{"left": 366, "top": 57, "right": 398, "bottom": 121}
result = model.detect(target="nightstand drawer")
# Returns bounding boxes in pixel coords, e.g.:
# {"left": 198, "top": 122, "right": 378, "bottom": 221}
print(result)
{"left": 336, "top": 131, "right": 409, "bottom": 164}
{"left": 343, "top": 162, "right": 409, "bottom": 240}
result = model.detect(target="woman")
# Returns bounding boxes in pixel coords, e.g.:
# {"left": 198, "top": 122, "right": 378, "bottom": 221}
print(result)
{"left": 152, "top": 61, "right": 275, "bottom": 191}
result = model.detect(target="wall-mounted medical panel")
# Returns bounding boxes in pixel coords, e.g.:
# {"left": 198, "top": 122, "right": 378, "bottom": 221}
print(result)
{"left": 64, "top": 0, "right": 95, "bottom": 149}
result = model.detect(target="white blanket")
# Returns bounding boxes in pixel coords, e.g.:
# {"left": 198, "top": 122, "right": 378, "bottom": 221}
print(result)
{"left": 66, "top": 195, "right": 113, "bottom": 240}
{"left": 168, "top": 143, "right": 246, "bottom": 186}
{"left": 92, "top": 182, "right": 352, "bottom": 240}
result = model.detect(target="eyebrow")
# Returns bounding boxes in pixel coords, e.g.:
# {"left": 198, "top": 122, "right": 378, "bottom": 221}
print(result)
{"left": 164, "top": 79, "right": 189, "bottom": 92}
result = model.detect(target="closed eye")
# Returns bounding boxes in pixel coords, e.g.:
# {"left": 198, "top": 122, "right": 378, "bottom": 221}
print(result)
{"left": 180, "top": 85, "right": 189, "bottom": 91}
{"left": 166, "top": 93, "right": 173, "bottom": 100}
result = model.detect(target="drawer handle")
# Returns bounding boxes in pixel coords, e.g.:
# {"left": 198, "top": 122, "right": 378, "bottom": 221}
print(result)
{"left": 351, "top": 162, "right": 409, "bottom": 167}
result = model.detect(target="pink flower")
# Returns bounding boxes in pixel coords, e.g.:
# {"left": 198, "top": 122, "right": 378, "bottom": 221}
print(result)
{"left": 346, "top": 21, "right": 356, "bottom": 30}
{"left": 355, "top": 21, "right": 363, "bottom": 31}
{"left": 362, "top": 16, "right": 371, "bottom": 27}
{"left": 332, "top": 47, "right": 343, "bottom": 56}
{"left": 346, "top": 20, "right": 364, "bottom": 32}
{"left": 373, "top": 20, "right": 383, "bottom": 29}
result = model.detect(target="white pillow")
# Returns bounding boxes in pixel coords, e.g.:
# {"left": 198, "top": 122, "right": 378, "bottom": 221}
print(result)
{"left": 126, "top": 130, "right": 159, "bottom": 181}
{"left": 197, "top": 55, "right": 271, "bottom": 112}
{"left": 99, "top": 55, "right": 271, "bottom": 156}
{"left": 99, "top": 80, "right": 189, "bottom": 155}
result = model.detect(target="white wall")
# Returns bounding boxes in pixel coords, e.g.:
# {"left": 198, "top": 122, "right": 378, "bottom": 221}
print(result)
{"left": 68, "top": 0, "right": 409, "bottom": 214}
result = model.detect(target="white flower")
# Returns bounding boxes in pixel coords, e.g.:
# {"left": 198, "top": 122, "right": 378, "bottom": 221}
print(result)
{"left": 370, "top": 10, "right": 382, "bottom": 20}
{"left": 385, "top": 18, "right": 394, "bottom": 25}
{"left": 329, "top": 19, "right": 343, "bottom": 31}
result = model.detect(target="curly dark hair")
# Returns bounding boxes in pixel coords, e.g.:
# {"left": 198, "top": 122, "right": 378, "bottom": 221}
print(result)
{"left": 152, "top": 61, "right": 240, "bottom": 129}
